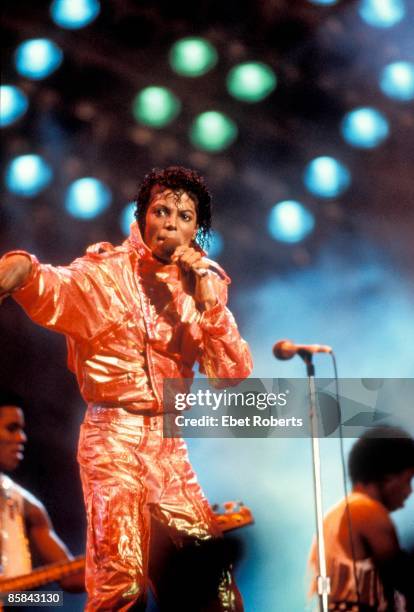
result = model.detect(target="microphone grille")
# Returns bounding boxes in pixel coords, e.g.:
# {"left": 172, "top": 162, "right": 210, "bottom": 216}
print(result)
{"left": 272, "top": 340, "right": 293, "bottom": 360}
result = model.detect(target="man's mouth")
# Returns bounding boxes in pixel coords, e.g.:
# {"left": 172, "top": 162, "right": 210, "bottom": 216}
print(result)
{"left": 12, "top": 446, "right": 24, "bottom": 459}
{"left": 157, "top": 236, "right": 180, "bottom": 256}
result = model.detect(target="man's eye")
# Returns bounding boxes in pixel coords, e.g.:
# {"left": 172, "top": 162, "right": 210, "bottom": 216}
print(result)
{"left": 181, "top": 213, "right": 192, "bottom": 221}
{"left": 154, "top": 207, "right": 167, "bottom": 216}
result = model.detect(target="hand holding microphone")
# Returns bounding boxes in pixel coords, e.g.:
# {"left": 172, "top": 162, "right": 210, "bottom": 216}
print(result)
{"left": 167, "top": 243, "right": 217, "bottom": 310}
{"left": 170, "top": 244, "right": 209, "bottom": 277}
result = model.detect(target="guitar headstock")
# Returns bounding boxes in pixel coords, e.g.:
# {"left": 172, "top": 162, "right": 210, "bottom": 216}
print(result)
{"left": 212, "top": 500, "right": 254, "bottom": 533}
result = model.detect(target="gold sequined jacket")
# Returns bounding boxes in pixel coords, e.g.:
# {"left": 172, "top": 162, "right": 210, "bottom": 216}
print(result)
{"left": 9, "top": 223, "right": 253, "bottom": 411}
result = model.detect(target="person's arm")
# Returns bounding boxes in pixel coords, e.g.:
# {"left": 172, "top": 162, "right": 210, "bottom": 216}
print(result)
{"left": 0, "top": 249, "right": 108, "bottom": 340}
{"left": 356, "top": 501, "right": 414, "bottom": 605}
{"left": 196, "top": 272, "right": 253, "bottom": 383}
{"left": 168, "top": 246, "right": 253, "bottom": 383}
{"left": 357, "top": 503, "right": 400, "bottom": 560}
{"left": 0, "top": 253, "right": 32, "bottom": 301}
{"left": 23, "top": 494, "right": 85, "bottom": 592}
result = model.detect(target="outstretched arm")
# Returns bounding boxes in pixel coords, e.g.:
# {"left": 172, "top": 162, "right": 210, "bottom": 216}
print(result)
{"left": 0, "top": 254, "right": 32, "bottom": 302}
{"left": 0, "top": 249, "right": 111, "bottom": 340}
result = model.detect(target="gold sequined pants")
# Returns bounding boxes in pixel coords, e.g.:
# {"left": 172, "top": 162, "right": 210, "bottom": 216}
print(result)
{"left": 77, "top": 406, "right": 243, "bottom": 611}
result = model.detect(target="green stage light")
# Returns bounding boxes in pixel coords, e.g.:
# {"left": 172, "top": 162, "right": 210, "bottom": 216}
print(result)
{"left": 132, "top": 86, "right": 181, "bottom": 128}
{"left": 190, "top": 111, "right": 237, "bottom": 152}
{"left": 169, "top": 37, "right": 218, "bottom": 77}
{"left": 227, "top": 62, "right": 277, "bottom": 102}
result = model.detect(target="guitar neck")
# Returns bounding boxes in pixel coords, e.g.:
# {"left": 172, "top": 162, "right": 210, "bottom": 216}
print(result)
{"left": 0, "top": 556, "right": 85, "bottom": 592}
{"left": 0, "top": 502, "right": 253, "bottom": 593}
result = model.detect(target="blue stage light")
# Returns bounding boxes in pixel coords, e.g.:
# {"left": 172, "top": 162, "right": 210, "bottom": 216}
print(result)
{"left": 359, "top": 0, "right": 405, "bottom": 28}
{"left": 65, "top": 178, "right": 111, "bottom": 219}
{"left": 341, "top": 107, "right": 389, "bottom": 149}
{"left": 268, "top": 201, "right": 315, "bottom": 243}
{"left": 308, "top": 0, "right": 338, "bottom": 6}
{"left": 380, "top": 61, "right": 414, "bottom": 101}
{"left": 50, "top": 0, "right": 100, "bottom": 30}
{"left": 206, "top": 230, "right": 224, "bottom": 258}
{"left": 120, "top": 202, "right": 136, "bottom": 236}
{"left": 0, "top": 86, "right": 29, "bottom": 127}
{"left": 304, "top": 156, "right": 351, "bottom": 198}
{"left": 15, "top": 39, "right": 63, "bottom": 80}
{"left": 5, "top": 154, "right": 53, "bottom": 197}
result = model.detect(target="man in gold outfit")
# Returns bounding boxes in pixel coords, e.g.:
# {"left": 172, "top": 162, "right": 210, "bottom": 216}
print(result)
{"left": 0, "top": 166, "right": 253, "bottom": 611}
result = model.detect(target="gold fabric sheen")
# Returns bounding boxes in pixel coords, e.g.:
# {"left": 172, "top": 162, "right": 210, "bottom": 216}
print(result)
{"left": 6, "top": 223, "right": 252, "bottom": 609}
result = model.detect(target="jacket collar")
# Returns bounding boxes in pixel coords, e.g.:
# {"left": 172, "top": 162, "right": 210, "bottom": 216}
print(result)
{"left": 125, "top": 221, "right": 152, "bottom": 259}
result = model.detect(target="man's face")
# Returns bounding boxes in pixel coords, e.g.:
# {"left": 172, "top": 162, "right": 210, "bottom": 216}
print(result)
{"left": 0, "top": 406, "right": 26, "bottom": 472}
{"left": 379, "top": 468, "right": 414, "bottom": 511}
{"left": 143, "top": 186, "right": 198, "bottom": 261}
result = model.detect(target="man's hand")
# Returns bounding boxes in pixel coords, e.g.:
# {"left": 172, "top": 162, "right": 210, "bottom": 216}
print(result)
{"left": 0, "top": 254, "right": 32, "bottom": 302}
{"left": 171, "top": 246, "right": 217, "bottom": 311}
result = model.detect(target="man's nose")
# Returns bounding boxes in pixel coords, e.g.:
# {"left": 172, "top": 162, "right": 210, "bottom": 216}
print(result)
{"left": 16, "top": 429, "right": 27, "bottom": 443}
{"left": 164, "top": 211, "right": 177, "bottom": 230}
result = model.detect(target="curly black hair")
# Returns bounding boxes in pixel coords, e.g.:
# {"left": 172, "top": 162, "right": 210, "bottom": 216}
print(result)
{"left": 348, "top": 426, "right": 414, "bottom": 485}
{"left": 134, "top": 166, "right": 212, "bottom": 248}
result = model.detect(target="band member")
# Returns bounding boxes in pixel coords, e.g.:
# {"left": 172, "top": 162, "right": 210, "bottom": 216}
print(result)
{"left": 0, "top": 390, "right": 84, "bottom": 591}
{"left": 0, "top": 166, "right": 253, "bottom": 611}
{"left": 309, "top": 426, "right": 414, "bottom": 612}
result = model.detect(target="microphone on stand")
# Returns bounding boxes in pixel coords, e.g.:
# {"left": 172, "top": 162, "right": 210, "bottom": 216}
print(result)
{"left": 273, "top": 337, "right": 333, "bottom": 609}
{"left": 273, "top": 339, "right": 332, "bottom": 360}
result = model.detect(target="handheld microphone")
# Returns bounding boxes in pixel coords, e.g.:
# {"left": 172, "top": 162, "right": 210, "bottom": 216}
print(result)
{"left": 273, "top": 339, "right": 332, "bottom": 360}
{"left": 162, "top": 238, "right": 223, "bottom": 279}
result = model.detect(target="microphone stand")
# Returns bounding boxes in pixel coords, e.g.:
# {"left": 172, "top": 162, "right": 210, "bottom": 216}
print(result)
{"left": 298, "top": 349, "right": 330, "bottom": 612}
